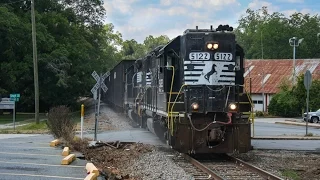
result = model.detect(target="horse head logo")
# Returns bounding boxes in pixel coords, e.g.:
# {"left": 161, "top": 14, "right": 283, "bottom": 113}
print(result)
{"left": 204, "top": 64, "right": 217, "bottom": 83}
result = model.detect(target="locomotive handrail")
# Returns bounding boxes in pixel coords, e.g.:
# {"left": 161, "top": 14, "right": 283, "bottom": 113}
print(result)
{"left": 167, "top": 65, "right": 175, "bottom": 113}
{"left": 243, "top": 80, "right": 255, "bottom": 137}
{"left": 169, "top": 84, "right": 187, "bottom": 136}
{"left": 166, "top": 65, "right": 175, "bottom": 133}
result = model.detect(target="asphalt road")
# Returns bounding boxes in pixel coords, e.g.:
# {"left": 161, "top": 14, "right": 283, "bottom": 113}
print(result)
{"left": 251, "top": 118, "right": 320, "bottom": 151}
{"left": 0, "top": 134, "right": 89, "bottom": 180}
{"left": 253, "top": 118, "right": 320, "bottom": 136}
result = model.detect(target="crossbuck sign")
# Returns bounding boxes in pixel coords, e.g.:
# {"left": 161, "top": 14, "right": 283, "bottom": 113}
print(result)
{"left": 90, "top": 70, "right": 110, "bottom": 141}
{"left": 91, "top": 71, "right": 110, "bottom": 97}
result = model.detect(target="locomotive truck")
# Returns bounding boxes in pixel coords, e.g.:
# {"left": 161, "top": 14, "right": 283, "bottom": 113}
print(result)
{"left": 103, "top": 25, "right": 253, "bottom": 154}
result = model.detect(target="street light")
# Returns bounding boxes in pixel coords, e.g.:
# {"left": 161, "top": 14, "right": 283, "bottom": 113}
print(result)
{"left": 289, "top": 37, "right": 304, "bottom": 86}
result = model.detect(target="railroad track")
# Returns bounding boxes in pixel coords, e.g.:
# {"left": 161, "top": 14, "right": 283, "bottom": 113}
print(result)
{"left": 172, "top": 153, "right": 284, "bottom": 180}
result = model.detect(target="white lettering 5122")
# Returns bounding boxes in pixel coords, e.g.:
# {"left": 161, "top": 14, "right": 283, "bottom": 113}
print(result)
{"left": 189, "top": 52, "right": 210, "bottom": 60}
{"left": 214, "top": 52, "right": 233, "bottom": 61}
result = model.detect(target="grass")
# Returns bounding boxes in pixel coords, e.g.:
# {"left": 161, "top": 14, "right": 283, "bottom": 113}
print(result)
{"left": 0, "top": 110, "right": 80, "bottom": 134}
{"left": 0, "top": 121, "right": 49, "bottom": 134}
{"left": 305, "top": 133, "right": 314, "bottom": 136}
{"left": 0, "top": 113, "right": 46, "bottom": 124}
{"left": 281, "top": 169, "right": 300, "bottom": 180}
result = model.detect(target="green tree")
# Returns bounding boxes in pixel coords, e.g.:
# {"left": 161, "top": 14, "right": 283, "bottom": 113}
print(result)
{"left": 269, "top": 75, "right": 320, "bottom": 117}
{"left": 143, "top": 35, "right": 170, "bottom": 52}
{"left": 121, "top": 35, "right": 170, "bottom": 60}
{"left": 0, "top": 0, "right": 120, "bottom": 112}
{"left": 235, "top": 6, "right": 320, "bottom": 59}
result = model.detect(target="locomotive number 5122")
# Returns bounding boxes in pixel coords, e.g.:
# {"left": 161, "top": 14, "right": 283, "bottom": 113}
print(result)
{"left": 189, "top": 52, "right": 211, "bottom": 60}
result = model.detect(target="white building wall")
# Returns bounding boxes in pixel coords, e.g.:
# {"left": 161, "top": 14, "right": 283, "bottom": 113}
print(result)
{"left": 251, "top": 93, "right": 274, "bottom": 112}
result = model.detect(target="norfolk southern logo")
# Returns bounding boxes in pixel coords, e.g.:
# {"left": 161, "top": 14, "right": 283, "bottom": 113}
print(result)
{"left": 146, "top": 69, "right": 152, "bottom": 86}
{"left": 203, "top": 63, "right": 235, "bottom": 83}
{"left": 184, "top": 61, "right": 236, "bottom": 85}
{"left": 204, "top": 64, "right": 217, "bottom": 83}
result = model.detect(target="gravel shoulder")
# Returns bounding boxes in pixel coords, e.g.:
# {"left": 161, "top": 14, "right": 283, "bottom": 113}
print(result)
{"left": 78, "top": 99, "right": 193, "bottom": 179}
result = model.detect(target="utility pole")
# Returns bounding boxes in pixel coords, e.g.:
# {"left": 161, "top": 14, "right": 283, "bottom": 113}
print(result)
{"left": 262, "top": 71, "right": 265, "bottom": 112}
{"left": 261, "top": 31, "right": 264, "bottom": 59}
{"left": 31, "top": 0, "right": 39, "bottom": 124}
{"left": 258, "top": 71, "right": 265, "bottom": 112}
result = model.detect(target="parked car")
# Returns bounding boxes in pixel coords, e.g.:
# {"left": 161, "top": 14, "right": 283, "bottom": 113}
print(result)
{"left": 303, "top": 109, "right": 320, "bottom": 123}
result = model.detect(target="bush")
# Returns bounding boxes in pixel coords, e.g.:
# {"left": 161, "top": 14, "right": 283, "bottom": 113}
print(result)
{"left": 46, "top": 105, "right": 76, "bottom": 142}
{"left": 255, "top": 111, "right": 264, "bottom": 117}
{"left": 268, "top": 91, "right": 300, "bottom": 117}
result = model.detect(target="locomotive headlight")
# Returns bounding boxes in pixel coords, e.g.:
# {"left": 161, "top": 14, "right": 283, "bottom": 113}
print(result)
{"left": 206, "top": 42, "right": 219, "bottom": 50}
{"left": 191, "top": 102, "right": 199, "bottom": 110}
{"left": 229, "top": 103, "right": 237, "bottom": 110}
{"left": 213, "top": 43, "right": 219, "bottom": 49}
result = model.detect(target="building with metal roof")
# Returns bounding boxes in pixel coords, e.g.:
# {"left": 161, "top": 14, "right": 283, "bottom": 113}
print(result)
{"left": 244, "top": 59, "right": 320, "bottom": 112}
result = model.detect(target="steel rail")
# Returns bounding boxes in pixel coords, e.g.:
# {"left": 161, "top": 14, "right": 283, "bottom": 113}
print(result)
{"left": 182, "top": 153, "right": 284, "bottom": 180}
{"left": 181, "top": 153, "right": 223, "bottom": 180}
{"left": 228, "top": 155, "right": 284, "bottom": 180}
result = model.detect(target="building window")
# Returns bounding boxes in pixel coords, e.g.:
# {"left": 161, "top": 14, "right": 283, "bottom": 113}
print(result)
{"left": 253, "top": 100, "right": 263, "bottom": 104}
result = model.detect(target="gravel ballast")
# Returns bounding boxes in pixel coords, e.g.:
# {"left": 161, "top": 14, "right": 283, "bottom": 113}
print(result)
{"left": 80, "top": 101, "right": 193, "bottom": 179}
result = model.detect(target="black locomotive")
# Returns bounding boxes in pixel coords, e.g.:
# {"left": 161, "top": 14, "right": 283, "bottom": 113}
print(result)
{"left": 103, "top": 25, "right": 253, "bottom": 154}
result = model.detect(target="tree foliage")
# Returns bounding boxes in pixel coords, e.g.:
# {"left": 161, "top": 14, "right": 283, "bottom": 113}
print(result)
{"left": 0, "top": 0, "right": 116, "bottom": 112}
{"left": 269, "top": 75, "right": 320, "bottom": 117}
{"left": 0, "top": 0, "right": 170, "bottom": 112}
{"left": 235, "top": 6, "right": 320, "bottom": 59}
{"left": 121, "top": 35, "right": 170, "bottom": 60}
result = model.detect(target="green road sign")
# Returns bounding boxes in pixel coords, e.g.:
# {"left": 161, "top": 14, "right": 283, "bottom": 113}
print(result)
{"left": 10, "top": 94, "right": 20, "bottom": 102}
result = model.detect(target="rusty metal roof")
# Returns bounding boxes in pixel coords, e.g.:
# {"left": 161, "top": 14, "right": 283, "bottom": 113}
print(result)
{"left": 244, "top": 59, "right": 320, "bottom": 94}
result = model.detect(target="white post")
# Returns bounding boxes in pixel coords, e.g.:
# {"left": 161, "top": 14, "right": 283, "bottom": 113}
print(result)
{"left": 80, "top": 104, "right": 84, "bottom": 139}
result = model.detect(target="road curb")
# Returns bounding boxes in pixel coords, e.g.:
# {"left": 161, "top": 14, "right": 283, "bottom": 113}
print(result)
{"left": 252, "top": 136, "right": 320, "bottom": 140}
{"left": 62, "top": 147, "right": 70, "bottom": 156}
{"left": 84, "top": 173, "right": 97, "bottom": 180}
{"left": 275, "top": 121, "right": 320, "bottom": 128}
{"left": 50, "top": 139, "right": 60, "bottom": 147}
{"left": 85, "top": 162, "right": 99, "bottom": 179}
{"left": 61, "top": 154, "right": 75, "bottom": 165}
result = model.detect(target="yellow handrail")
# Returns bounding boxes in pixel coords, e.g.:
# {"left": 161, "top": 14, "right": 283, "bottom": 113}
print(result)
{"left": 167, "top": 65, "right": 175, "bottom": 130}
{"left": 244, "top": 80, "right": 255, "bottom": 137}
{"left": 169, "top": 84, "right": 187, "bottom": 136}
{"left": 243, "top": 80, "right": 253, "bottom": 107}
{"left": 167, "top": 65, "right": 175, "bottom": 112}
